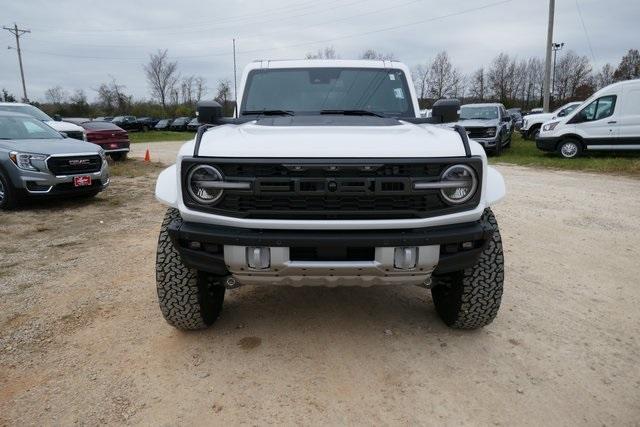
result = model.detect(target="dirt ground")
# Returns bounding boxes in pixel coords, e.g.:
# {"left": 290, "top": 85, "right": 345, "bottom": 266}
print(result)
{"left": 1, "top": 147, "right": 639, "bottom": 426}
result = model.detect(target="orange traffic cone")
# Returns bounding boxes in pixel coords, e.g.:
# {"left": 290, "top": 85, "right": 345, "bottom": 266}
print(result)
{"left": 144, "top": 146, "right": 150, "bottom": 162}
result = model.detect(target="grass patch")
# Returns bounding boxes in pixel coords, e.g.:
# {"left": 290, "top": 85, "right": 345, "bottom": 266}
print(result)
{"left": 129, "top": 131, "right": 193, "bottom": 144}
{"left": 493, "top": 134, "right": 640, "bottom": 177}
{"left": 109, "top": 158, "right": 166, "bottom": 178}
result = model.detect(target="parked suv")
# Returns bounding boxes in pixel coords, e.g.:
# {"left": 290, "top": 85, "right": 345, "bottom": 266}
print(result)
{"left": 0, "top": 102, "right": 86, "bottom": 140}
{"left": 537, "top": 79, "right": 640, "bottom": 158}
{"left": 520, "top": 101, "right": 583, "bottom": 140}
{"left": 0, "top": 112, "right": 109, "bottom": 209}
{"left": 456, "top": 103, "right": 513, "bottom": 155}
{"left": 111, "top": 115, "right": 144, "bottom": 132}
{"left": 154, "top": 60, "right": 506, "bottom": 331}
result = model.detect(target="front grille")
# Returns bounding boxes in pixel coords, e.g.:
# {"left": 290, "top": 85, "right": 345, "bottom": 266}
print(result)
{"left": 182, "top": 158, "right": 482, "bottom": 220}
{"left": 464, "top": 127, "right": 495, "bottom": 139}
{"left": 65, "top": 131, "right": 85, "bottom": 140}
{"left": 47, "top": 155, "right": 102, "bottom": 176}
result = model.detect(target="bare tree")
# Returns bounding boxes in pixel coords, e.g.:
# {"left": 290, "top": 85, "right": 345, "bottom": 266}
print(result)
{"left": 215, "top": 79, "right": 231, "bottom": 105}
{"left": 44, "top": 86, "right": 67, "bottom": 105}
{"left": 360, "top": 49, "right": 396, "bottom": 60}
{"left": 194, "top": 76, "right": 207, "bottom": 102}
{"left": 180, "top": 75, "right": 195, "bottom": 104}
{"left": 613, "top": 49, "right": 640, "bottom": 81}
{"left": 144, "top": 49, "right": 179, "bottom": 112}
{"left": 95, "top": 77, "right": 131, "bottom": 113}
{"left": 427, "top": 51, "right": 460, "bottom": 99}
{"left": 305, "top": 46, "right": 338, "bottom": 59}
{"left": 412, "top": 63, "right": 430, "bottom": 101}
{"left": 487, "top": 53, "right": 514, "bottom": 103}
{"left": 554, "top": 51, "right": 592, "bottom": 101}
{"left": 1, "top": 89, "right": 17, "bottom": 102}
{"left": 595, "top": 63, "right": 615, "bottom": 89}
{"left": 469, "top": 68, "right": 487, "bottom": 101}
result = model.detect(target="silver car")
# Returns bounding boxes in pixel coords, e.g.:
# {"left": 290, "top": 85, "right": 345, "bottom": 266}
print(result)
{"left": 0, "top": 111, "right": 109, "bottom": 209}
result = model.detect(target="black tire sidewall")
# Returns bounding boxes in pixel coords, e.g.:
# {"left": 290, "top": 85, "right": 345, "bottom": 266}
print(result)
{"left": 0, "top": 171, "right": 16, "bottom": 210}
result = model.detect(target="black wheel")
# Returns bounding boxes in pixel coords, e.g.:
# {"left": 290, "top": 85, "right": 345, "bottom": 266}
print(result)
{"left": 558, "top": 138, "right": 582, "bottom": 159}
{"left": 142, "top": 125, "right": 149, "bottom": 132}
{"left": 0, "top": 171, "right": 18, "bottom": 210}
{"left": 431, "top": 209, "right": 504, "bottom": 329}
{"left": 493, "top": 134, "right": 503, "bottom": 156}
{"left": 505, "top": 133, "right": 512, "bottom": 147}
{"left": 156, "top": 208, "right": 226, "bottom": 330}
{"left": 110, "top": 152, "right": 128, "bottom": 161}
{"left": 530, "top": 126, "right": 541, "bottom": 141}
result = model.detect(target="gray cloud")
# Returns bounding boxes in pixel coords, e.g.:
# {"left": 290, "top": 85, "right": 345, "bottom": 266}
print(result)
{"left": 1, "top": 0, "right": 638, "bottom": 101}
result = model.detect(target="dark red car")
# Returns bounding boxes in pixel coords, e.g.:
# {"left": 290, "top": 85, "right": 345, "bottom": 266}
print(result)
{"left": 79, "top": 121, "right": 130, "bottom": 161}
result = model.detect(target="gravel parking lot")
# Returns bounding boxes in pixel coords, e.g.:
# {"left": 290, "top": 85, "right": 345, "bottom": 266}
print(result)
{"left": 1, "top": 146, "right": 639, "bottom": 425}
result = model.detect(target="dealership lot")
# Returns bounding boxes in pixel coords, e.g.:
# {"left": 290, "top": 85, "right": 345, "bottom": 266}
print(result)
{"left": 0, "top": 149, "right": 638, "bottom": 425}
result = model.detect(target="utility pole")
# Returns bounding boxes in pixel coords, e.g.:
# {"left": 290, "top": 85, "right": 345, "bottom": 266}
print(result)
{"left": 542, "top": 0, "right": 555, "bottom": 112}
{"left": 232, "top": 38, "right": 237, "bottom": 118}
{"left": 3, "top": 23, "right": 30, "bottom": 102}
{"left": 552, "top": 42, "right": 565, "bottom": 97}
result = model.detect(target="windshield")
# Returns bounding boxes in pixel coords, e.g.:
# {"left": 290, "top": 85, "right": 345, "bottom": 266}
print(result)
{"left": 0, "top": 104, "right": 53, "bottom": 122}
{"left": 459, "top": 106, "right": 499, "bottom": 120}
{"left": 241, "top": 68, "right": 414, "bottom": 117}
{"left": 112, "top": 116, "right": 125, "bottom": 121}
{"left": 555, "top": 103, "right": 580, "bottom": 115}
{"left": 0, "top": 115, "right": 63, "bottom": 140}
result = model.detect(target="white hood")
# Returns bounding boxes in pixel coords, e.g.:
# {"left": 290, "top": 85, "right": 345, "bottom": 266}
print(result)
{"left": 45, "top": 120, "right": 84, "bottom": 133}
{"left": 180, "top": 120, "right": 482, "bottom": 159}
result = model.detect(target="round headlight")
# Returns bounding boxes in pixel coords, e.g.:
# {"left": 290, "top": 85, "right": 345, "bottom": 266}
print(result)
{"left": 187, "top": 165, "right": 224, "bottom": 204}
{"left": 439, "top": 164, "right": 478, "bottom": 205}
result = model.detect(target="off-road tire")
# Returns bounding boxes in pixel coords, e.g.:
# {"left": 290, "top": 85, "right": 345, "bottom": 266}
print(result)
{"left": 156, "top": 208, "right": 225, "bottom": 330}
{"left": 0, "top": 171, "right": 18, "bottom": 210}
{"left": 431, "top": 209, "right": 504, "bottom": 329}
{"left": 110, "top": 152, "right": 128, "bottom": 161}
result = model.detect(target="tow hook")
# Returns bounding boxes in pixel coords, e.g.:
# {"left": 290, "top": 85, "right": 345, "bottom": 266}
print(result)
{"left": 224, "top": 276, "right": 241, "bottom": 290}
{"left": 416, "top": 277, "right": 433, "bottom": 289}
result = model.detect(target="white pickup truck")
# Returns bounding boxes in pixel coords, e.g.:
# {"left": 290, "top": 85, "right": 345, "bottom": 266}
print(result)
{"left": 154, "top": 59, "right": 506, "bottom": 331}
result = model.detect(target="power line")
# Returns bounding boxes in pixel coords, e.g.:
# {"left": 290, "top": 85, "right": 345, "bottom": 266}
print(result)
{"left": 20, "top": 0, "right": 513, "bottom": 61}
{"left": 575, "top": 0, "right": 596, "bottom": 62}
{"left": 24, "top": 0, "right": 417, "bottom": 50}
{"left": 29, "top": 0, "right": 323, "bottom": 34}
{"left": 3, "top": 23, "right": 31, "bottom": 102}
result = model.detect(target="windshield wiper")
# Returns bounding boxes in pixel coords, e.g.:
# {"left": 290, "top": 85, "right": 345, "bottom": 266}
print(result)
{"left": 242, "top": 109, "right": 295, "bottom": 116}
{"left": 320, "top": 109, "right": 384, "bottom": 118}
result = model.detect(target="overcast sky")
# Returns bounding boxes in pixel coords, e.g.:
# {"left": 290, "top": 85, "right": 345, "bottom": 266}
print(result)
{"left": 2, "top": 0, "right": 638, "bottom": 102}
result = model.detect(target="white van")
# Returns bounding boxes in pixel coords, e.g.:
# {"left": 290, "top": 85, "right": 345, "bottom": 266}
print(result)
{"left": 536, "top": 79, "right": 640, "bottom": 158}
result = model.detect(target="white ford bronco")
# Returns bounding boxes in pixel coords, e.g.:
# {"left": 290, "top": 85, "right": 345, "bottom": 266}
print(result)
{"left": 154, "top": 59, "right": 506, "bottom": 330}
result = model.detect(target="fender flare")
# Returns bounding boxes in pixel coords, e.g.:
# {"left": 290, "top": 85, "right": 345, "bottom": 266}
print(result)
{"left": 485, "top": 166, "right": 506, "bottom": 206}
{"left": 155, "top": 164, "right": 178, "bottom": 207}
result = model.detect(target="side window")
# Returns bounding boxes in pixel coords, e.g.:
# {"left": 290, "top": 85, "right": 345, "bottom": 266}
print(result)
{"left": 575, "top": 96, "right": 617, "bottom": 122}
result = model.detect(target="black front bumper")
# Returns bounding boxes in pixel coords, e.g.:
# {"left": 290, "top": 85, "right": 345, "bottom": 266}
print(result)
{"left": 168, "top": 219, "right": 494, "bottom": 277}
{"left": 536, "top": 136, "right": 562, "bottom": 152}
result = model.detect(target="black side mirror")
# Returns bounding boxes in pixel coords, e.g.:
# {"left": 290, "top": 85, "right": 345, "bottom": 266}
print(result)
{"left": 557, "top": 110, "right": 566, "bottom": 117}
{"left": 53, "top": 114, "right": 62, "bottom": 122}
{"left": 431, "top": 99, "right": 460, "bottom": 123}
{"left": 197, "top": 101, "right": 224, "bottom": 124}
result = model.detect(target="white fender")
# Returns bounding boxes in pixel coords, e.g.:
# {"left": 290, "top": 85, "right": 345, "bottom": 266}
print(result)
{"left": 485, "top": 166, "right": 506, "bottom": 206}
{"left": 155, "top": 165, "right": 178, "bottom": 207}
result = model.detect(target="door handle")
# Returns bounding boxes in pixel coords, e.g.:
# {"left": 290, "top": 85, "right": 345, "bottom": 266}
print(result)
{"left": 608, "top": 121, "right": 617, "bottom": 124}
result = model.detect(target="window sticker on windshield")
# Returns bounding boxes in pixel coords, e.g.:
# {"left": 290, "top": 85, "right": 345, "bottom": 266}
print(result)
{"left": 394, "top": 88, "right": 405, "bottom": 99}
{"left": 389, "top": 74, "right": 396, "bottom": 81}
